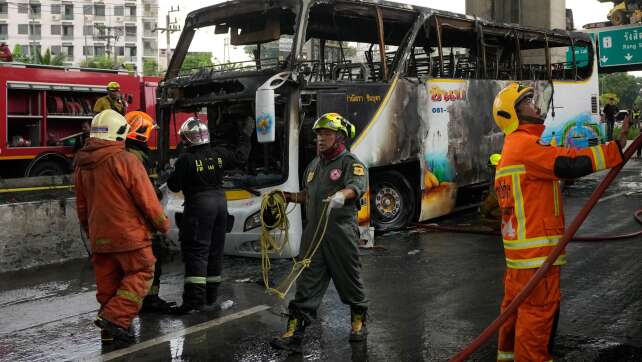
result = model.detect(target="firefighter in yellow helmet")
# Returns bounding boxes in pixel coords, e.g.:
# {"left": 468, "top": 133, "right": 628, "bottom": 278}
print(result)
{"left": 271, "top": 113, "right": 368, "bottom": 353}
{"left": 94, "top": 81, "right": 127, "bottom": 115}
{"left": 493, "top": 83, "right": 626, "bottom": 361}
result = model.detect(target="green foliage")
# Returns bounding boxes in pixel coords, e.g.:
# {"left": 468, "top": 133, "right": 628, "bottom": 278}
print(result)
{"left": 599, "top": 73, "right": 642, "bottom": 109}
{"left": 10, "top": 46, "right": 65, "bottom": 65}
{"left": 80, "top": 56, "right": 118, "bottom": 69}
{"left": 614, "top": 126, "right": 640, "bottom": 140}
{"left": 180, "top": 52, "right": 214, "bottom": 71}
{"left": 143, "top": 58, "right": 159, "bottom": 76}
{"left": 11, "top": 45, "right": 31, "bottom": 63}
{"left": 38, "top": 49, "right": 65, "bottom": 66}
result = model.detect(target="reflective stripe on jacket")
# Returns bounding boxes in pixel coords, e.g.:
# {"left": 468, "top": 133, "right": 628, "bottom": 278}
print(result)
{"left": 495, "top": 123, "right": 623, "bottom": 269}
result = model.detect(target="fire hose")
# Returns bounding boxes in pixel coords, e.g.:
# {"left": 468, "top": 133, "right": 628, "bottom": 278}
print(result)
{"left": 447, "top": 134, "right": 642, "bottom": 362}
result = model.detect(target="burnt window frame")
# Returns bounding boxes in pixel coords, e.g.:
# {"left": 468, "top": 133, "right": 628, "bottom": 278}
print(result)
{"left": 404, "top": 13, "right": 594, "bottom": 81}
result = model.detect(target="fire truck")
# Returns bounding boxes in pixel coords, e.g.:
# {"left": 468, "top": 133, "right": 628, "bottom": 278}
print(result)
{"left": 0, "top": 62, "right": 189, "bottom": 178}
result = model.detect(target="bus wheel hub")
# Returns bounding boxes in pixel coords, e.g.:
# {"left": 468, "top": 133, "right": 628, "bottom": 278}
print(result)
{"left": 376, "top": 187, "right": 401, "bottom": 219}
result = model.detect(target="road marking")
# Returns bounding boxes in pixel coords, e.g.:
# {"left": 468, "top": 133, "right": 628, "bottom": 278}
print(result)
{"left": 598, "top": 191, "right": 628, "bottom": 203}
{"left": 81, "top": 304, "right": 271, "bottom": 361}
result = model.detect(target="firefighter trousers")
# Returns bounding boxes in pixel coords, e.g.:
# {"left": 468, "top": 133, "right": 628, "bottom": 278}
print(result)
{"left": 179, "top": 192, "right": 227, "bottom": 307}
{"left": 92, "top": 247, "right": 156, "bottom": 329}
{"left": 289, "top": 232, "right": 368, "bottom": 321}
{"left": 498, "top": 267, "right": 560, "bottom": 362}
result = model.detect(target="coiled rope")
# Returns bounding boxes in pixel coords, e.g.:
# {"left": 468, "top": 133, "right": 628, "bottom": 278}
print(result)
{"left": 260, "top": 190, "right": 332, "bottom": 299}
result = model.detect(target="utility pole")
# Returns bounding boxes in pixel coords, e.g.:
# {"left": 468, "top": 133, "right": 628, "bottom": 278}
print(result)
{"left": 152, "top": 6, "right": 181, "bottom": 71}
{"left": 94, "top": 24, "right": 120, "bottom": 66}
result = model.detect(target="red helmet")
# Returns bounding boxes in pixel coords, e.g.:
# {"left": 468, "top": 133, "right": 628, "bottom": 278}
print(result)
{"left": 124, "top": 111, "right": 157, "bottom": 143}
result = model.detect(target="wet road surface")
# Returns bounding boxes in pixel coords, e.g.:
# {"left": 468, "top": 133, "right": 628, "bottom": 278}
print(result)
{"left": 1, "top": 159, "right": 641, "bottom": 361}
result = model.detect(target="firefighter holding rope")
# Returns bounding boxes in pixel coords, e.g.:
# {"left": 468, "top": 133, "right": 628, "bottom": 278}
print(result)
{"left": 270, "top": 113, "right": 369, "bottom": 353}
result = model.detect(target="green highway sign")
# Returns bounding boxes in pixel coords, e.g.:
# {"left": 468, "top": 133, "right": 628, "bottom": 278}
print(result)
{"left": 597, "top": 25, "right": 642, "bottom": 67}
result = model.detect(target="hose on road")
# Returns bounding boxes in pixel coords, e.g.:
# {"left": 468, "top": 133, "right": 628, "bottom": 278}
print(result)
{"left": 447, "top": 135, "right": 642, "bottom": 362}
{"left": 413, "top": 207, "right": 642, "bottom": 241}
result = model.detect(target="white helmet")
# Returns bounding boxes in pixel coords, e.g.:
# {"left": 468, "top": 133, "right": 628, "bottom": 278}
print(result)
{"left": 179, "top": 117, "right": 210, "bottom": 147}
{"left": 90, "top": 110, "right": 130, "bottom": 142}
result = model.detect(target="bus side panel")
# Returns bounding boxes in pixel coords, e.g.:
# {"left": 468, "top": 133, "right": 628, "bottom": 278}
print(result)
{"left": 418, "top": 79, "right": 504, "bottom": 221}
{"left": 349, "top": 79, "right": 421, "bottom": 167}
{"left": 541, "top": 79, "right": 602, "bottom": 148}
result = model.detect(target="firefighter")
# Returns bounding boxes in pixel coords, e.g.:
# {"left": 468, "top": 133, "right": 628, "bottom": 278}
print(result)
{"left": 480, "top": 153, "right": 502, "bottom": 231}
{"left": 0, "top": 42, "right": 12, "bottom": 62}
{"left": 124, "top": 111, "right": 175, "bottom": 313}
{"left": 271, "top": 113, "right": 369, "bottom": 353}
{"left": 166, "top": 117, "right": 252, "bottom": 314}
{"left": 493, "top": 83, "right": 627, "bottom": 362}
{"left": 94, "top": 82, "right": 127, "bottom": 115}
{"left": 74, "top": 110, "right": 170, "bottom": 345}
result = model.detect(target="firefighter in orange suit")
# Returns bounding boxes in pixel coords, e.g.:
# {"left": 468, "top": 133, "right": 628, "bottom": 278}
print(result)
{"left": 492, "top": 83, "right": 627, "bottom": 362}
{"left": 75, "top": 109, "right": 170, "bottom": 345}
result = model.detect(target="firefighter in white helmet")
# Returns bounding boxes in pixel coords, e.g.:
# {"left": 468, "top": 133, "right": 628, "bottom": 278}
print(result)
{"left": 74, "top": 109, "right": 169, "bottom": 345}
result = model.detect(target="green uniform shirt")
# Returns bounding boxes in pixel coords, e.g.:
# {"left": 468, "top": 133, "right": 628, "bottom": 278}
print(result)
{"left": 301, "top": 150, "right": 368, "bottom": 251}
{"left": 94, "top": 95, "right": 126, "bottom": 115}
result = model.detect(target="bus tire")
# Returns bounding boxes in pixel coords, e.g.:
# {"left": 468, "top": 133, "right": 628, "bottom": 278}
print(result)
{"left": 371, "top": 170, "right": 416, "bottom": 232}
{"left": 28, "top": 160, "right": 68, "bottom": 177}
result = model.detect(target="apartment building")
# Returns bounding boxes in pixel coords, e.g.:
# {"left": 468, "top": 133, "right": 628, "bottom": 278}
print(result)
{"left": 0, "top": 0, "right": 159, "bottom": 72}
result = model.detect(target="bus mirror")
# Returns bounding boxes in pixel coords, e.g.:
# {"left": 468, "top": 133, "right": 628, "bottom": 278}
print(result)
{"left": 255, "top": 72, "right": 291, "bottom": 143}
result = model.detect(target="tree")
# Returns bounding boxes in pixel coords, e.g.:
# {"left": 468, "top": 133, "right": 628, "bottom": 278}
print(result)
{"left": 143, "top": 58, "right": 158, "bottom": 76}
{"left": 599, "top": 73, "right": 642, "bottom": 110}
{"left": 36, "top": 49, "right": 65, "bottom": 66}
{"left": 11, "top": 45, "right": 30, "bottom": 63}
{"left": 180, "top": 52, "right": 214, "bottom": 72}
{"left": 80, "top": 56, "right": 118, "bottom": 69}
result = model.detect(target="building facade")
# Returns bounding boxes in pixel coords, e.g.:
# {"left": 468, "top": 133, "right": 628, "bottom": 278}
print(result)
{"left": 0, "top": 0, "right": 159, "bottom": 73}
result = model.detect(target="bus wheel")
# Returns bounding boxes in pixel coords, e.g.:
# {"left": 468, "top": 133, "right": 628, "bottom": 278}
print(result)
{"left": 28, "top": 160, "right": 68, "bottom": 177}
{"left": 371, "top": 170, "right": 416, "bottom": 232}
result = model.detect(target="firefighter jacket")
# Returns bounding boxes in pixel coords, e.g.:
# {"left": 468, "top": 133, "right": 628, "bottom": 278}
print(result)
{"left": 94, "top": 95, "right": 126, "bottom": 115}
{"left": 495, "top": 123, "right": 623, "bottom": 269}
{"left": 167, "top": 138, "right": 251, "bottom": 204}
{"left": 74, "top": 138, "right": 169, "bottom": 253}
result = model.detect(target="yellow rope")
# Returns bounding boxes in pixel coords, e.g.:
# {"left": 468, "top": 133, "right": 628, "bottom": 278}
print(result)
{"left": 260, "top": 190, "right": 332, "bottom": 299}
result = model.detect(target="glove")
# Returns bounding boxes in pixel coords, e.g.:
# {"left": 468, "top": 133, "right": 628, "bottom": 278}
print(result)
{"left": 327, "top": 191, "right": 345, "bottom": 209}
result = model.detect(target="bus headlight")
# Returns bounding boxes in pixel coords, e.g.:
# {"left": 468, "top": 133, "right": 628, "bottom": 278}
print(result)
{"left": 244, "top": 212, "right": 261, "bottom": 231}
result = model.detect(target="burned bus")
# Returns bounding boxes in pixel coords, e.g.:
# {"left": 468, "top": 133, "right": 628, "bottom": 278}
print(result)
{"left": 157, "top": 0, "right": 601, "bottom": 257}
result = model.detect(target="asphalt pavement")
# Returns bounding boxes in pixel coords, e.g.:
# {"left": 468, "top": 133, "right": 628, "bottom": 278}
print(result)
{"left": 0, "top": 158, "right": 641, "bottom": 362}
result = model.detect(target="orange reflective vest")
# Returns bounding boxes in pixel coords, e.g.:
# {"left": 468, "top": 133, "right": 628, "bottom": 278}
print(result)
{"left": 495, "top": 124, "right": 623, "bottom": 269}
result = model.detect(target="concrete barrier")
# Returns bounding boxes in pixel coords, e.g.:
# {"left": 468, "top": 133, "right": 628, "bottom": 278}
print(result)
{"left": 0, "top": 197, "right": 86, "bottom": 273}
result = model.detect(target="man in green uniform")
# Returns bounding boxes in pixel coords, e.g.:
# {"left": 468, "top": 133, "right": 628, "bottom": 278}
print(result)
{"left": 94, "top": 82, "right": 127, "bottom": 115}
{"left": 271, "top": 113, "right": 369, "bottom": 353}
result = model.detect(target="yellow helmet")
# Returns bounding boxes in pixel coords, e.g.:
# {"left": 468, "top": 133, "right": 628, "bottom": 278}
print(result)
{"left": 106, "top": 81, "right": 120, "bottom": 91}
{"left": 493, "top": 83, "right": 533, "bottom": 135}
{"left": 489, "top": 153, "right": 501, "bottom": 166}
{"left": 312, "top": 113, "right": 356, "bottom": 139}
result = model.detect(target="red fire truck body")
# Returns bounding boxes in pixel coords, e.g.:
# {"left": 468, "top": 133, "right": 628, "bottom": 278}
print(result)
{"left": 0, "top": 63, "right": 188, "bottom": 178}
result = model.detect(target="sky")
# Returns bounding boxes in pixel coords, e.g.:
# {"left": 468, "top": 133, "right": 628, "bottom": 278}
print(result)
{"left": 158, "top": 0, "right": 639, "bottom": 75}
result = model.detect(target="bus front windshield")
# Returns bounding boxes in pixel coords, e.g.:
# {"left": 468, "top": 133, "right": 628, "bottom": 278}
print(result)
{"left": 165, "top": 2, "right": 302, "bottom": 189}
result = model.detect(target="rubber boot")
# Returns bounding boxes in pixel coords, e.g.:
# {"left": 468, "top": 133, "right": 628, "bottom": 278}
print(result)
{"left": 94, "top": 316, "right": 135, "bottom": 345}
{"left": 140, "top": 294, "right": 176, "bottom": 313}
{"left": 270, "top": 312, "right": 307, "bottom": 353}
{"left": 100, "top": 329, "right": 114, "bottom": 344}
{"left": 206, "top": 282, "right": 220, "bottom": 306}
{"left": 168, "top": 283, "right": 205, "bottom": 315}
{"left": 349, "top": 307, "right": 368, "bottom": 342}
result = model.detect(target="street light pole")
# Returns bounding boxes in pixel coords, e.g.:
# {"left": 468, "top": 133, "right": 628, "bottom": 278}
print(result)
{"left": 152, "top": 6, "right": 181, "bottom": 72}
